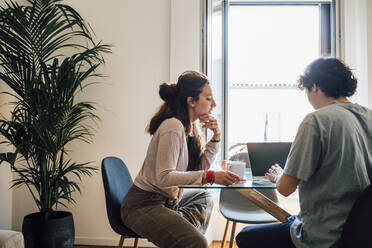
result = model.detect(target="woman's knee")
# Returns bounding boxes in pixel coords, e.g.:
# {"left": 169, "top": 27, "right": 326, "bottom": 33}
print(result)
{"left": 198, "top": 235, "right": 209, "bottom": 248}
{"left": 204, "top": 190, "right": 214, "bottom": 207}
{"left": 165, "top": 228, "right": 208, "bottom": 248}
{"left": 197, "top": 189, "right": 214, "bottom": 212}
{"left": 183, "top": 233, "right": 208, "bottom": 248}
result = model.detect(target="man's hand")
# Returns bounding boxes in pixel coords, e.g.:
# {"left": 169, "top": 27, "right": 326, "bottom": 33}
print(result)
{"left": 265, "top": 163, "right": 283, "bottom": 183}
{"left": 265, "top": 164, "right": 300, "bottom": 197}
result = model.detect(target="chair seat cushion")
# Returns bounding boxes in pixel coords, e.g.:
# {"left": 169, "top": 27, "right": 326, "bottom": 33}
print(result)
{"left": 220, "top": 206, "right": 278, "bottom": 223}
{"left": 219, "top": 188, "right": 279, "bottom": 224}
{"left": 0, "top": 230, "right": 24, "bottom": 248}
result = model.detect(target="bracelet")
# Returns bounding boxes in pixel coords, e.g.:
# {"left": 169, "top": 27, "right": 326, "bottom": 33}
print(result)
{"left": 202, "top": 172, "right": 207, "bottom": 184}
{"left": 210, "top": 138, "right": 220, "bottom": 143}
{"left": 206, "top": 170, "right": 214, "bottom": 184}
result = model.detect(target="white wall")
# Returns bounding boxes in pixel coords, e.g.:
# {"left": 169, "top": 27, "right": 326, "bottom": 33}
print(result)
{"left": 170, "top": 0, "right": 202, "bottom": 81}
{"left": 6, "top": 0, "right": 204, "bottom": 246}
{"left": 0, "top": 79, "right": 13, "bottom": 230}
{"left": 0, "top": 162, "right": 12, "bottom": 230}
{"left": 9, "top": 0, "right": 171, "bottom": 246}
{"left": 342, "top": 0, "right": 372, "bottom": 108}
{"left": 65, "top": 0, "right": 173, "bottom": 246}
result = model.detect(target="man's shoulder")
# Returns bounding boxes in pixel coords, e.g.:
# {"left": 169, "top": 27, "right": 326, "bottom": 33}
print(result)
{"left": 300, "top": 106, "right": 338, "bottom": 130}
{"left": 303, "top": 103, "right": 372, "bottom": 135}
{"left": 313, "top": 102, "right": 371, "bottom": 120}
{"left": 307, "top": 103, "right": 348, "bottom": 119}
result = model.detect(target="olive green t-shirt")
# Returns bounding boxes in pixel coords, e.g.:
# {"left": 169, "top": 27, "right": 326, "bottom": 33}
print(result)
{"left": 284, "top": 102, "right": 372, "bottom": 248}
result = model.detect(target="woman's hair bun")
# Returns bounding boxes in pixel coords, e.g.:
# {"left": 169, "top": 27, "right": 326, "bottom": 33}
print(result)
{"left": 159, "top": 83, "right": 177, "bottom": 102}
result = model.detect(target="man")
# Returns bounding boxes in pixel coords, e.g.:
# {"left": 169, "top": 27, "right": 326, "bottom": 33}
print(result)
{"left": 236, "top": 57, "right": 372, "bottom": 248}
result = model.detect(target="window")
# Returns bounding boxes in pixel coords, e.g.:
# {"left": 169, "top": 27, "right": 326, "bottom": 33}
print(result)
{"left": 205, "top": 0, "right": 335, "bottom": 160}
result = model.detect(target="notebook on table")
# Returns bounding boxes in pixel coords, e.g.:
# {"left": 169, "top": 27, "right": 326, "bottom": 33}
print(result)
{"left": 247, "top": 142, "right": 292, "bottom": 184}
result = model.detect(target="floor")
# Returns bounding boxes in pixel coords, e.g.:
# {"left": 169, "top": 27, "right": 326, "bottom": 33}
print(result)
{"left": 74, "top": 241, "right": 238, "bottom": 248}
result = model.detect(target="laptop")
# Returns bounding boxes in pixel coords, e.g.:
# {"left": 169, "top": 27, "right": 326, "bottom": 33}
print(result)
{"left": 247, "top": 142, "right": 292, "bottom": 177}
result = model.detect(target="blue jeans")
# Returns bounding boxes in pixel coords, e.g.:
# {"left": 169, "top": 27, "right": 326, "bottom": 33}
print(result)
{"left": 236, "top": 215, "right": 297, "bottom": 248}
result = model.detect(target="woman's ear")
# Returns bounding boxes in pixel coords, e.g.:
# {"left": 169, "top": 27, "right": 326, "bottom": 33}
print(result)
{"left": 187, "top": 96, "right": 195, "bottom": 108}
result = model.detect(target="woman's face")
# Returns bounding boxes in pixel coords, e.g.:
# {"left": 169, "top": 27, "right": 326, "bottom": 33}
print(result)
{"left": 188, "top": 84, "right": 216, "bottom": 121}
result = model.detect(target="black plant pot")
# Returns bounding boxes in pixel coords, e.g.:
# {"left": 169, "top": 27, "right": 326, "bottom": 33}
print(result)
{"left": 22, "top": 211, "right": 75, "bottom": 248}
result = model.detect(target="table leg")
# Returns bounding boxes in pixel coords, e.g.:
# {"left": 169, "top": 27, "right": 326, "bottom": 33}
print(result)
{"left": 234, "top": 188, "right": 291, "bottom": 222}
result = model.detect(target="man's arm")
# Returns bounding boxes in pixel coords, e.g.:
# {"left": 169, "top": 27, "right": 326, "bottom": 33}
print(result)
{"left": 277, "top": 173, "right": 300, "bottom": 197}
{"left": 266, "top": 164, "right": 300, "bottom": 197}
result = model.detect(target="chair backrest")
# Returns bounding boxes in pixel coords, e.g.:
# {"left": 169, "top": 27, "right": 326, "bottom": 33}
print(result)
{"left": 221, "top": 152, "right": 278, "bottom": 206}
{"left": 101, "top": 156, "right": 134, "bottom": 235}
{"left": 247, "top": 142, "right": 291, "bottom": 176}
{"left": 338, "top": 184, "right": 372, "bottom": 248}
{"left": 229, "top": 151, "right": 251, "bottom": 168}
{"left": 219, "top": 152, "right": 279, "bottom": 223}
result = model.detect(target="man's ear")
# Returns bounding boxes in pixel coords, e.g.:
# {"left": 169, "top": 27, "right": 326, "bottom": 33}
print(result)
{"left": 313, "top": 84, "right": 320, "bottom": 93}
{"left": 187, "top": 96, "right": 195, "bottom": 108}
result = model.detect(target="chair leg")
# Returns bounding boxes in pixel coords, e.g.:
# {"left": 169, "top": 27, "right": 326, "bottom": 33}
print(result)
{"left": 229, "top": 221, "right": 237, "bottom": 248}
{"left": 118, "top": 236, "right": 125, "bottom": 248}
{"left": 134, "top": 237, "right": 139, "bottom": 248}
{"left": 221, "top": 220, "right": 230, "bottom": 248}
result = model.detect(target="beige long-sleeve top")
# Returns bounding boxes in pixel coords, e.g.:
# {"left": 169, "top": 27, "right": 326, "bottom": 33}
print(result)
{"left": 133, "top": 117, "right": 219, "bottom": 200}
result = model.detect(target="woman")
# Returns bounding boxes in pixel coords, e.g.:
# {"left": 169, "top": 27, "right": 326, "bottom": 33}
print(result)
{"left": 121, "top": 71, "right": 240, "bottom": 248}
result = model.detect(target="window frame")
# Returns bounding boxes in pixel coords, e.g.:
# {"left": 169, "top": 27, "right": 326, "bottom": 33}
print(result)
{"left": 203, "top": 0, "right": 337, "bottom": 160}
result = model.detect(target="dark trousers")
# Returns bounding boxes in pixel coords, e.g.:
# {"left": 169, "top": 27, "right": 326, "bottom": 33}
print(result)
{"left": 236, "top": 215, "right": 297, "bottom": 248}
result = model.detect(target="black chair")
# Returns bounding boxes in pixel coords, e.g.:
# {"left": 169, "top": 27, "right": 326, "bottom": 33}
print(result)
{"left": 338, "top": 184, "right": 372, "bottom": 248}
{"left": 101, "top": 156, "right": 143, "bottom": 248}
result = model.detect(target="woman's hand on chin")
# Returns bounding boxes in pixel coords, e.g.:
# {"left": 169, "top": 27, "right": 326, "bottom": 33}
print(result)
{"left": 199, "top": 114, "right": 221, "bottom": 141}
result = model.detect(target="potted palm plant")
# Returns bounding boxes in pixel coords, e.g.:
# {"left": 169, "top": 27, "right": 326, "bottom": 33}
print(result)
{"left": 0, "top": 0, "right": 111, "bottom": 247}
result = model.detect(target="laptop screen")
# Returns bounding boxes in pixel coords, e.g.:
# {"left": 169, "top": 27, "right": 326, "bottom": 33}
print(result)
{"left": 247, "top": 142, "right": 292, "bottom": 176}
